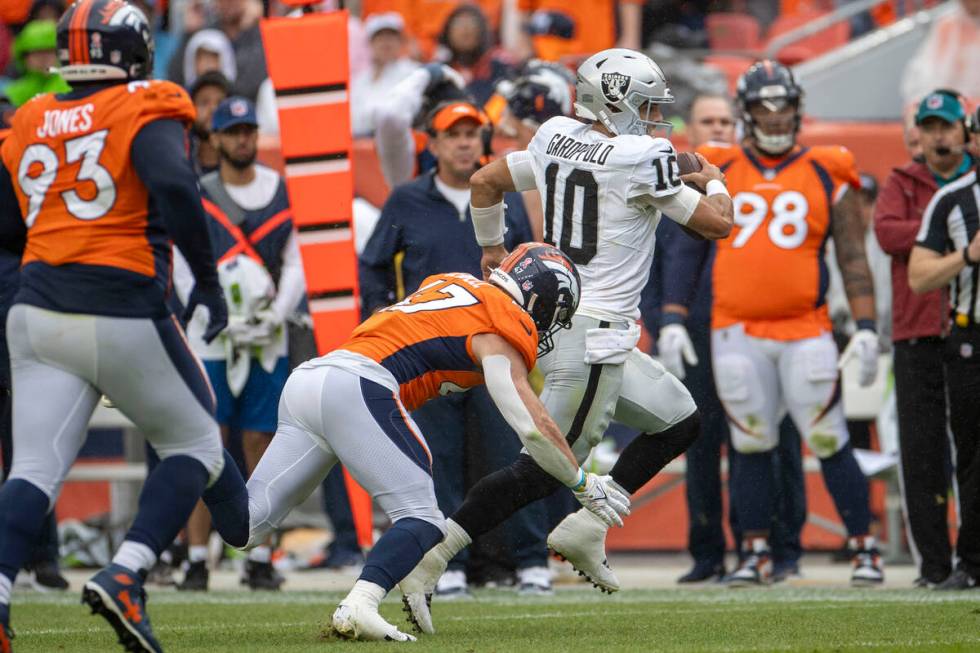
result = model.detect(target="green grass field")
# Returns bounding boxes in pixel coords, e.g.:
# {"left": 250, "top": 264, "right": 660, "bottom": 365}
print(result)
{"left": 7, "top": 587, "right": 980, "bottom": 652}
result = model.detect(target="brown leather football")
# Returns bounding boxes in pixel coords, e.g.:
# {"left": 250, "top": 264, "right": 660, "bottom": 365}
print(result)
{"left": 677, "top": 151, "right": 702, "bottom": 175}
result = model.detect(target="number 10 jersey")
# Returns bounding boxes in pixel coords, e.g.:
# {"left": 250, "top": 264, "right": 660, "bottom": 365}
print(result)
{"left": 526, "top": 116, "right": 689, "bottom": 322}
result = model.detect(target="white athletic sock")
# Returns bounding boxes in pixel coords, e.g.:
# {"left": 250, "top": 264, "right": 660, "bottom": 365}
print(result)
{"left": 248, "top": 546, "right": 271, "bottom": 563}
{"left": 344, "top": 580, "right": 386, "bottom": 609}
{"left": 0, "top": 574, "right": 11, "bottom": 605}
{"left": 112, "top": 541, "right": 157, "bottom": 575}
{"left": 188, "top": 545, "right": 209, "bottom": 564}
{"left": 437, "top": 519, "right": 472, "bottom": 560}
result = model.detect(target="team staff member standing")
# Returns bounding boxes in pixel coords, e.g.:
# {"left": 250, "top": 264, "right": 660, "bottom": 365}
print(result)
{"left": 874, "top": 90, "right": 974, "bottom": 588}
{"left": 174, "top": 97, "right": 305, "bottom": 592}
{"left": 908, "top": 107, "right": 980, "bottom": 591}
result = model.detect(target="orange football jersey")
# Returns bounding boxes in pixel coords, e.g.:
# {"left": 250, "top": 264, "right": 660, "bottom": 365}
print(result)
{"left": 0, "top": 80, "right": 195, "bottom": 278}
{"left": 699, "top": 143, "right": 860, "bottom": 341}
{"left": 341, "top": 272, "right": 538, "bottom": 411}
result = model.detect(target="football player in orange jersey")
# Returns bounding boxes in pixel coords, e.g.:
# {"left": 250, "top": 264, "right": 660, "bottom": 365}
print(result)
{"left": 201, "top": 244, "right": 631, "bottom": 641}
{"left": 692, "top": 61, "right": 883, "bottom": 587}
{"left": 0, "top": 1, "right": 232, "bottom": 651}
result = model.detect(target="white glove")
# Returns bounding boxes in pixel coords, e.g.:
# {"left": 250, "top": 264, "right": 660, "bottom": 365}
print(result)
{"left": 570, "top": 472, "right": 631, "bottom": 528}
{"left": 250, "top": 308, "right": 283, "bottom": 348}
{"left": 657, "top": 323, "right": 698, "bottom": 380}
{"left": 839, "top": 328, "right": 879, "bottom": 387}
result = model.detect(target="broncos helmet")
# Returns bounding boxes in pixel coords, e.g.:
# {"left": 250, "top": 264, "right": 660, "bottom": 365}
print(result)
{"left": 736, "top": 60, "right": 803, "bottom": 156}
{"left": 574, "top": 48, "right": 674, "bottom": 137}
{"left": 505, "top": 60, "right": 575, "bottom": 126}
{"left": 57, "top": 0, "right": 154, "bottom": 83}
{"left": 489, "top": 243, "right": 581, "bottom": 357}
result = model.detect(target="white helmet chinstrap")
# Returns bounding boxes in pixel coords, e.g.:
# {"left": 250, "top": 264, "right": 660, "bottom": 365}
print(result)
{"left": 574, "top": 48, "right": 674, "bottom": 137}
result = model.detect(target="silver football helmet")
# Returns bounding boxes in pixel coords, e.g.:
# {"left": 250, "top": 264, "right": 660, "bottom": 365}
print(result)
{"left": 573, "top": 48, "right": 674, "bottom": 137}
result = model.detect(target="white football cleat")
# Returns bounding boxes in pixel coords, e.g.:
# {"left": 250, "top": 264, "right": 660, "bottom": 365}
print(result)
{"left": 547, "top": 509, "right": 620, "bottom": 593}
{"left": 399, "top": 548, "right": 449, "bottom": 635}
{"left": 332, "top": 601, "right": 417, "bottom": 642}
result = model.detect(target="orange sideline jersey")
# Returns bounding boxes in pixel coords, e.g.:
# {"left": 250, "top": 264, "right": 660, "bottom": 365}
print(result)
{"left": 0, "top": 80, "right": 195, "bottom": 278}
{"left": 341, "top": 272, "right": 538, "bottom": 411}
{"left": 699, "top": 142, "right": 860, "bottom": 341}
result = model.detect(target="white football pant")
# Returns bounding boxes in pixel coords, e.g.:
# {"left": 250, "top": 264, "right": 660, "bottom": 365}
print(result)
{"left": 5, "top": 304, "right": 224, "bottom": 506}
{"left": 244, "top": 355, "right": 447, "bottom": 548}
{"left": 711, "top": 323, "right": 849, "bottom": 458}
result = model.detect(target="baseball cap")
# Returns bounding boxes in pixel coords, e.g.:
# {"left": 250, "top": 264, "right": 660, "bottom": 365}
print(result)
{"left": 429, "top": 101, "right": 488, "bottom": 133}
{"left": 915, "top": 91, "right": 965, "bottom": 125}
{"left": 212, "top": 96, "right": 258, "bottom": 132}
{"left": 365, "top": 12, "right": 405, "bottom": 39}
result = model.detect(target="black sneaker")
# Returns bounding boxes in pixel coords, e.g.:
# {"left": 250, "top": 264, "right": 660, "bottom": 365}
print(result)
{"left": 727, "top": 541, "right": 772, "bottom": 588}
{"left": 677, "top": 561, "right": 726, "bottom": 584}
{"left": 933, "top": 568, "right": 978, "bottom": 591}
{"left": 30, "top": 560, "right": 69, "bottom": 591}
{"left": 245, "top": 561, "right": 284, "bottom": 591}
{"left": 849, "top": 537, "right": 884, "bottom": 587}
{"left": 177, "top": 561, "right": 209, "bottom": 592}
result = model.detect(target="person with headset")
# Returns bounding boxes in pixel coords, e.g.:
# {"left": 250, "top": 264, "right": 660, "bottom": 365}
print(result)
{"left": 907, "top": 100, "right": 980, "bottom": 591}
{"left": 874, "top": 89, "right": 976, "bottom": 589}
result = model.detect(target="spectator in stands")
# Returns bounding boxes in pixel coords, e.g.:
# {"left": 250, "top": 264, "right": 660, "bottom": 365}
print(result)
{"left": 361, "top": 0, "right": 502, "bottom": 62}
{"left": 182, "top": 28, "right": 237, "bottom": 92}
{"left": 167, "top": 0, "right": 268, "bottom": 102}
{"left": 359, "top": 101, "right": 554, "bottom": 596}
{"left": 189, "top": 71, "right": 231, "bottom": 176}
{"left": 501, "top": 0, "right": 643, "bottom": 62}
{"left": 901, "top": 0, "right": 980, "bottom": 106}
{"left": 173, "top": 97, "right": 305, "bottom": 592}
{"left": 351, "top": 12, "right": 420, "bottom": 137}
{"left": 873, "top": 89, "right": 974, "bottom": 588}
{"left": 436, "top": 4, "right": 515, "bottom": 106}
{"left": 655, "top": 93, "right": 807, "bottom": 584}
{"left": 374, "top": 63, "right": 470, "bottom": 188}
{"left": 0, "top": 20, "right": 69, "bottom": 107}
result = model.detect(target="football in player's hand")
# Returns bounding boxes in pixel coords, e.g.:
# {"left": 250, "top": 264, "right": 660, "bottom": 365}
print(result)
{"left": 676, "top": 152, "right": 702, "bottom": 175}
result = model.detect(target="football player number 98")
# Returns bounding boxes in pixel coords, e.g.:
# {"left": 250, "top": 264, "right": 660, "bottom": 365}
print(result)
{"left": 17, "top": 129, "right": 117, "bottom": 228}
{"left": 732, "top": 190, "right": 809, "bottom": 250}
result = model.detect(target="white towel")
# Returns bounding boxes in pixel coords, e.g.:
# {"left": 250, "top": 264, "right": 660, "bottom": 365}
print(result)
{"left": 583, "top": 324, "right": 641, "bottom": 365}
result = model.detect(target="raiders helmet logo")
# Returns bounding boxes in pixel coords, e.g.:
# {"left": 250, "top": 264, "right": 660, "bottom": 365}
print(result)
{"left": 601, "top": 72, "right": 631, "bottom": 102}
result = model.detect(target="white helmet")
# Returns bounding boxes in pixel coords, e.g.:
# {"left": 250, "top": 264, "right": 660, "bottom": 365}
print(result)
{"left": 574, "top": 48, "right": 674, "bottom": 137}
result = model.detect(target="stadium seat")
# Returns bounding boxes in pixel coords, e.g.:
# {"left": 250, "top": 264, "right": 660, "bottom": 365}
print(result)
{"left": 766, "top": 11, "right": 850, "bottom": 63}
{"left": 705, "top": 13, "right": 762, "bottom": 51}
{"left": 702, "top": 55, "right": 754, "bottom": 94}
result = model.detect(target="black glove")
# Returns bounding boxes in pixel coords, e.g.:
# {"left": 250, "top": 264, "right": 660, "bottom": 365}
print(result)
{"left": 182, "top": 282, "right": 228, "bottom": 344}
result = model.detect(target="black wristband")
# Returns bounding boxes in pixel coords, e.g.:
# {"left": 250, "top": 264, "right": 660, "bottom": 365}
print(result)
{"left": 855, "top": 319, "right": 877, "bottom": 333}
{"left": 964, "top": 247, "right": 979, "bottom": 267}
{"left": 661, "top": 312, "right": 686, "bottom": 328}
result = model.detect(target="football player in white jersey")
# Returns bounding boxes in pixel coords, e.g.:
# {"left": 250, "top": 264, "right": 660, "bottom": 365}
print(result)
{"left": 401, "top": 48, "right": 734, "bottom": 634}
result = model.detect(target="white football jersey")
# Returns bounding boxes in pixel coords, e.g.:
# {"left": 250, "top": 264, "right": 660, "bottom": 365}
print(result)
{"left": 525, "top": 116, "right": 687, "bottom": 321}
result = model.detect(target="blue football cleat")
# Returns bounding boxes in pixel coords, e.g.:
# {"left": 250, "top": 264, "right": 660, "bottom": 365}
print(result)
{"left": 82, "top": 565, "right": 162, "bottom": 653}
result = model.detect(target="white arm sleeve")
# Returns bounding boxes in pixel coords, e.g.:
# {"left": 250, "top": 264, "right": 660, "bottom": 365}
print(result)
{"left": 271, "top": 230, "right": 307, "bottom": 322}
{"left": 172, "top": 247, "right": 194, "bottom": 306}
{"left": 482, "top": 354, "right": 581, "bottom": 487}
{"left": 373, "top": 67, "right": 431, "bottom": 188}
{"left": 648, "top": 183, "right": 702, "bottom": 226}
{"left": 506, "top": 150, "right": 538, "bottom": 191}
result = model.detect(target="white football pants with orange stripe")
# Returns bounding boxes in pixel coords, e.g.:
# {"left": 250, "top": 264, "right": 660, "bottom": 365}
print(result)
{"left": 711, "top": 323, "right": 850, "bottom": 458}
{"left": 243, "top": 351, "right": 447, "bottom": 548}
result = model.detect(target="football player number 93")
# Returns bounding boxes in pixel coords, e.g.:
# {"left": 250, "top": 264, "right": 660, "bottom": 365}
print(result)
{"left": 732, "top": 190, "right": 809, "bottom": 250}
{"left": 17, "top": 128, "right": 117, "bottom": 228}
